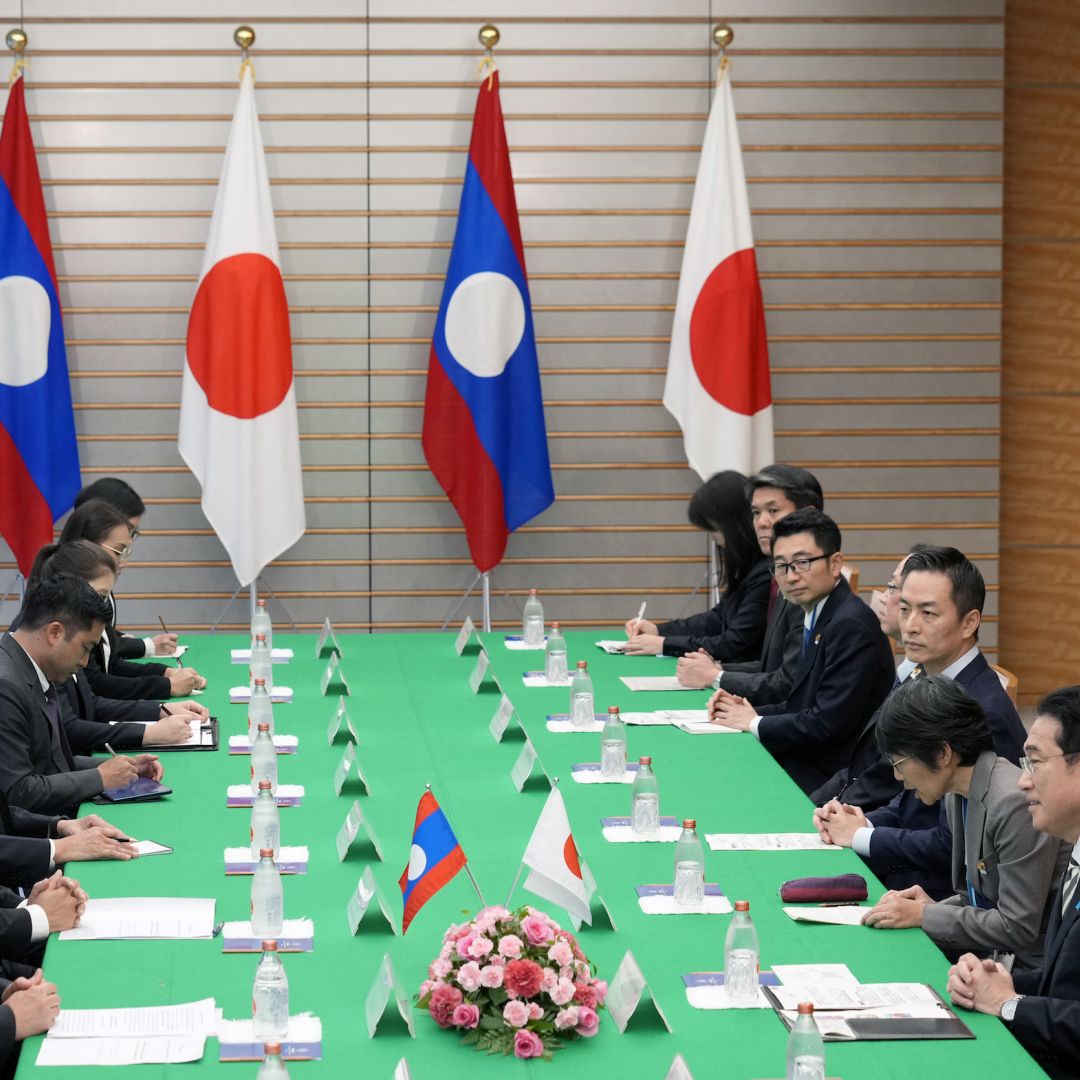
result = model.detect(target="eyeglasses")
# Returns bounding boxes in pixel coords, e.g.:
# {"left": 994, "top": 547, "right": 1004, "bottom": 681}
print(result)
{"left": 886, "top": 582, "right": 901, "bottom": 593}
{"left": 128, "top": 525, "right": 141, "bottom": 541}
{"left": 101, "top": 543, "right": 132, "bottom": 562}
{"left": 1020, "top": 753, "right": 1067, "bottom": 776}
{"left": 889, "top": 755, "right": 910, "bottom": 771}
{"left": 770, "top": 554, "right": 832, "bottom": 578}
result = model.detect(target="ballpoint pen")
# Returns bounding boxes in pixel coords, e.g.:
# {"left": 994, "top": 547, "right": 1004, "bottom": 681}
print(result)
{"left": 632, "top": 601, "right": 647, "bottom": 633}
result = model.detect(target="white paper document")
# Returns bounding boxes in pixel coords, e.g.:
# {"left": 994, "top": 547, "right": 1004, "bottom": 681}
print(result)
{"left": 706, "top": 833, "right": 842, "bottom": 852}
{"left": 595, "top": 639, "right": 629, "bottom": 654}
{"left": 638, "top": 894, "right": 733, "bottom": 916}
{"left": 49, "top": 998, "right": 219, "bottom": 1038}
{"left": 523, "top": 672, "right": 571, "bottom": 687}
{"left": 130, "top": 840, "right": 172, "bottom": 857}
{"left": 37, "top": 1034, "right": 207, "bottom": 1066}
{"left": 59, "top": 897, "right": 216, "bottom": 940}
{"left": 619, "top": 676, "right": 698, "bottom": 692}
{"left": 772, "top": 982, "right": 940, "bottom": 1012}
{"left": 783, "top": 905, "right": 870, "bottom": 927}
{"left": 772, "top": 964, "right": 858, "bottom": 988}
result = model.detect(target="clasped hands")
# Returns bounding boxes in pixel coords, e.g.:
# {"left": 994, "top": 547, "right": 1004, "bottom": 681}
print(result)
{"left": 706, "top": 687, "right": 757, "bottom": 731}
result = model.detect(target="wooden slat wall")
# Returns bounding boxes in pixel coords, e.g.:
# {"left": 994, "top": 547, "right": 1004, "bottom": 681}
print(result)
{"left": 0, "top": 0, "right": 1003, "bottom": 641}
{"left": 999, "top": 0, "right": 1079, "bottom": 703}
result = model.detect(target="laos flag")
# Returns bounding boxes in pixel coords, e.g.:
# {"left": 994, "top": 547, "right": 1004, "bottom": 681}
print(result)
{"left": 422, "top": 72, "right": 554, "bottom": 574}
{"left": 0, "top": 76, "right": 80, "bottom": 575}
{"left": 399, "top": 790, "right": 468, "bottom": 934}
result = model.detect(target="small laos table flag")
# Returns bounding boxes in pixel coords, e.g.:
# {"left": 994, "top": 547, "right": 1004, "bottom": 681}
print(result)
{"left": 400, "top": 791, "right": 469, "bottom": 934}
{"left": 422, "top": 71, "right": 554, "bottom": 573}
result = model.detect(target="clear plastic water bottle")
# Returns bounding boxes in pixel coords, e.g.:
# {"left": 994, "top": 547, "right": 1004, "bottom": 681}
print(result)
{"left": 250, "top": 633, "right": 273, "bottom": 694}
{"left": 523, "top": 588, "right": 545, "bottom": 648}
{"left": 545, "top": 622, "right": 568, "bottom": 683}
{"left": 251, "top": 723, "right": 278, "bottom": 794}
{"left": 569, "top": 660, "right": 594, "bottom": 729}
{"left": 600, "top": 706, "right": 627, "bottom": 780}
{"left": 786, "top": 1002, "right": 825, "bottom": 1080}
{"left": 252, "top": 940, "right": 290, "bottom": 1039}
{"left": 673, "top": 818, "right": 705, "bottom": 906}
{"left": 251, "top": 598, "right": 273, "bottom": 652}
{"left": 630, "top": 755, "right": 659, "bottom": 836}
{"left": 250, "top": 781, "right": 280, "bottom": 860}
{"left": 249, "top": 677, "right": 274, "bottom": 737}
{"left": 251, "top": 849, "right": 284, "bottom": 936}
{"left": 724, "top": 899, "right": 760, "bottom": 1005}
{"left": 256, "top": 1043, "right": 290, "bottom": 1078}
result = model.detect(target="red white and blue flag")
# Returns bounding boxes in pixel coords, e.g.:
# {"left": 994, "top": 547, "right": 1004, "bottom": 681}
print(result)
{"left": 0, "top": 76, "right": 81, "bottom": 575}
{"left": 422, "top": 71, "right": 554, "bottom": 574}
{"left": 399, "top": 790, "right": 468, "bottom": 934}
{"left": 663, "top": 59, "right": 773, "bottom": 480}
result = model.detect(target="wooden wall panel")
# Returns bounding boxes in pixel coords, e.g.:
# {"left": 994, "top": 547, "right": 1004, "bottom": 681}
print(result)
{"left": 0, "top": 1, "right": 1003, "bottom": 644}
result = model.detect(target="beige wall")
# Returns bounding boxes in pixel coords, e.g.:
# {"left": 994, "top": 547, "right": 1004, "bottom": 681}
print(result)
{"left": 0, "top": 1, "right": 1003, "bottom": 639}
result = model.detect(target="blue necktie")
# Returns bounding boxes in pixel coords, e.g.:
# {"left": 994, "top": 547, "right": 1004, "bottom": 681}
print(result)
{"left": 802, "top": 609, "right": 818, "bottom": 657}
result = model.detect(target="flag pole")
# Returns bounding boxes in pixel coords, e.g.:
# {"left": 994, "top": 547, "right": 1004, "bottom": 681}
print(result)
{"left": 481, "top": 572, "right": 492, "bottom": 632}
{"left": 427, "top": 784, "right": 486, "bottom": 908}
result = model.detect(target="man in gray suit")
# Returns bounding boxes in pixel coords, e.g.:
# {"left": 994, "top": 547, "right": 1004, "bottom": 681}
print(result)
{"left": 862, "top": 677, "right": 1068, "bottom": 971}
{"left": 0, "top": 576, "right": 164, "bottom": 816}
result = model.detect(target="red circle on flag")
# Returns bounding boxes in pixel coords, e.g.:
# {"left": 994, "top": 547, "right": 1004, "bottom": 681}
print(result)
{"left": 689, "top": 248, "right": 772, "bottom": 417}
{"left": 186, "top": 252, "right": 293, "bottom": 419}
{"left": 563, "top": 835, "right": 583, "bottom": 880}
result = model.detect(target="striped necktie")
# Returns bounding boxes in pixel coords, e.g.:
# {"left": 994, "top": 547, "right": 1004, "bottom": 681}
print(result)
{"left": 1062, "top": 859, "right": 1080, "bottom": 917}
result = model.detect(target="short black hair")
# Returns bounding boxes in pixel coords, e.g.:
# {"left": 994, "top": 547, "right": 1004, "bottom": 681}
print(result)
{"left": 28, "top": 540, "right": 118, "bottom": 593}
{"left": 1035, "top": 686, "right": 1080, "bottom": 759}
{"left": 20, "top": 575, "right": 112, "bottom": 636}
{"left": 59, "top": 498, "right": 131, "bottom": 547}
{"left": 74, "top": 477, "right": 145, "bottom": 519}
{"left": 770, "top": 507, "right": 841, "bottom": 556}
{"left": 687, "top": 470, "right": 763, "bottom": 591}
{"left": 747, "top": 465, "right": 824, "bottom": 511}
{"left": 876, "top": 674, "right": 993, "bottom": 769}
{"left": 900, "top": 546, "right": 986, "bottom": 618}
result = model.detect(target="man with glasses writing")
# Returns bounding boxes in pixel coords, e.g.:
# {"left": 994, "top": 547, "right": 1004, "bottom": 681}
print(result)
{"left": 707, "top": 508, "right": 894, "bottom": 795}
{"left": 948, "top": 686, "right": 1080, "bottom": 1078}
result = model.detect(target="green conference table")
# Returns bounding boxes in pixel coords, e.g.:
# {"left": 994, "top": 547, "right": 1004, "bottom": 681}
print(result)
{"left": 16, "top": 630, "right": 1046, "bottom": 1079}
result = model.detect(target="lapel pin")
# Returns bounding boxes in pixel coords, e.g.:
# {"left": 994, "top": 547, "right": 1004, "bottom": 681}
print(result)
{"left": 813, "top": 633, "right": 822, "bottom": 646}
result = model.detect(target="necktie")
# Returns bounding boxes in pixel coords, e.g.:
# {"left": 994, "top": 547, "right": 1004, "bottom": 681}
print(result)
{"left": 802, "top": 608, "right": 818, "bottom": 657}
{"left": 44, "top": 685, "right": 76, "bottom": 771}
{"left": 766, "top": 576, "right": 779, "bottom": 621}
{"left": 1061, "top": 859, "right": 1080, "bottom": 917}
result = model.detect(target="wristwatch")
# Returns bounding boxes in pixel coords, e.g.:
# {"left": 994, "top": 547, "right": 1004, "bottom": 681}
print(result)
{"left": 1000, "top": 995, "right": 1025, "bottom": 1022}
{"left": 712, "top": 672, "right": 723, "bottom": 690}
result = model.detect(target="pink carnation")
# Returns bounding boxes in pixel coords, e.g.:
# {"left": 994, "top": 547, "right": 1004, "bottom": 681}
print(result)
{"left": 479, "top": 964, "right": 505, "bottom": 989}
{"left": 547, "top": 940, "right": 573, "bottom": 967}
{"left": 549, "top": 977, "right": 576, "bottom": 1006}
{"left": 455, "top": 933, "right": 475, "bottom": 959}
{"left": 593, "top": 979, "right": 608, "bottom": 1006}
{"left": 468, "top": 935, "right": 494, "bottom": 959}
{"left": 554, "top": 1006, "right": 580, "bottom": 1031}
{"left": 456, "top": 961, "right": 482, "bottom": 993}
{"left": 503, "top": 1000, "right": 530, "bottom": 1028}
{"left": 429, "top": 984, "right": 463, "bottom": 1029}
{"left": 498, "top": 934, "right": 524, "bottom": 958}
{"left": 573, "top": 981, "right": 598, "bottom": 1010}
{"left": 514, "top": 1030, "right": 545, "bottom": 1059}
{"left": 504, "top": 959, "right": 545, "bottom": 999}
{"left": 541, "top": 967, "right": 558, "bottom": 991}
{"left": 528, "top": 1002, "right": 544, "bottom": 1020}
{"left": 419, "top": 979, "right": 437, "bottom": 998}
{"left": 430, "top": 958, "right": 452, "bottom": 978}
{"left": 575, "top": 1005, "right": 600, "bottom": 1038}
{"left": 521, "top": 913, "right": 554, "bottom": 947}
{"left": 451, "top": 1003, "right": 480, "bottom": 1030}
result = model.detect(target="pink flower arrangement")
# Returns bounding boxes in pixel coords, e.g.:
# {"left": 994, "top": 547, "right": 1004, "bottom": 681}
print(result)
{"left": 417, "top": 906, "right": 607, "bottom": 1059}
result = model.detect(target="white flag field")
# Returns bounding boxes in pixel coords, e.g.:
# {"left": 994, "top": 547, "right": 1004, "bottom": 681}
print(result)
{"left": 521, "top": 787, "right": 593, "bottom": 925}
{"left": 663, "top": 59, "right": 774, "bottom": 480}
{"left": 179, "top": 65, "right": 305, "bottom": 586}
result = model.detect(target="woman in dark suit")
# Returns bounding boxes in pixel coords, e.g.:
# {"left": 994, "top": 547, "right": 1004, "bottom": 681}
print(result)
{"left": 623, "top": 470, "right": 770, "bottom": 664}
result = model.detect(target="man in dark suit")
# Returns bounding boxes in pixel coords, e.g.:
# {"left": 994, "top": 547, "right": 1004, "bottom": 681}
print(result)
{"left": 707, "top": 508, "right": 895, "bottom": 796}
{"left": 0, "top": 969, "right": 60, "bottom": 1073}
{"left": 676, "top": 464, "right": 824, "bottom": 701}
{"left": 813, "top": 547, "right": 1027, "bottom": 895}
{"left": 0, "top": 577, "right": 165, "bottom": 815}
{"left": 948, "top": 685, "right": 1080, "bottom": 1079}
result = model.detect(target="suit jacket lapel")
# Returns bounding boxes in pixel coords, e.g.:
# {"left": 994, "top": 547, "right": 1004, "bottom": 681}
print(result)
{"left": 961, "top": 754, "right": 993, "bottom": 891}
{"left": 786, "top": 578, "right": 850, "bottom": 695}
{"left": 1042, "top": 889, "right": 1080, "bottom": 992}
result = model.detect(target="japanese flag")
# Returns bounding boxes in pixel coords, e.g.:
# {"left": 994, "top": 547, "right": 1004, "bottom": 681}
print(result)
{"left": 521, "top": 788, "right": 593, "bottom": 925}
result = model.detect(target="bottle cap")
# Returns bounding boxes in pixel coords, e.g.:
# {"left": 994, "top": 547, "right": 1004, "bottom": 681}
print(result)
{"left": 257, "top": 722, "right": 270, "bottom": 732}
{"left": 258, "top": 780, "right": 272, "bottom": 790}
{"left": 608, "top": 705, "right": 620, "bottom": 715}
{"left": 734, "top": 899, "right": 749, "bottom": 912}
{"left": 552, "top": 621, "right": 561, "bottom": 629}
{"left": 682, "top": 818, "right": 696, "bottom": 829}
{"left": 259, "top": 848, "right": 274, "bottom": 858}
{"left": 254, "top": 677, "right": 266, "bottom": 686}
{"left": 639, "top": 755, "right": 652, "bottom": 765}
{"left": 264, "top": 1043, "right": 282, "bottom": 1055}
{"left": 577, "top": 660, "right": 588, "bottom": 669}
{"left": 797, "top": 1002, "right": 814, "bottom": 1016}
{"left": 529, "top": 588, "right": 538, "bottom": 595}
{"left": 256, "top": 633, "right": 266, "bottom": 642}
{"left": 261, "top": 939, "right": 278, "bottom": 951}
{"left": 257, "top": 599, "right": 266, "bottom": 608}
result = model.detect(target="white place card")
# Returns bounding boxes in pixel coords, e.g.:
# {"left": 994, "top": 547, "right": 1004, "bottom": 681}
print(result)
{"left": 333, "top": 741, "right": 370, "bottom": 797}
{"left": 394, "top": 1059, "right": 412, "bottom": 1080}
{"left": 365, "top": 954, "right": 415, "bottom": 1039}
{"left": 321, "top": 654, "right": 351, "bottom": 696}
{"left": 454, "top": 615, "right": 476, "bottom": 656}
{"left": 346, "top": 866, "right": 399, "bottom": 936}
{"left": 489, "top": 694, "right": 517, "bottom": 742}
{"left": 316, "top": 617, "right": 342, "bottom": 659}
{"left": 336, "top": 800, "right": 384, "bottom": 862}
{"left": 606, "top": 950, "right": 672, "bottom": 1034}
{"left": 326, "top": 697, "right": 350, "bottom": 745}
{"left": 569, "top": 861, "right": 616, "bottom": 933}
{"left": 665, "top": 1053, "right": 696, "bottom": 1080}
{"left": 468, "top": 649, "right": 490, "bottom": 694}
{"left": 510, "top": 738, "right": 548, "bottom": 792}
